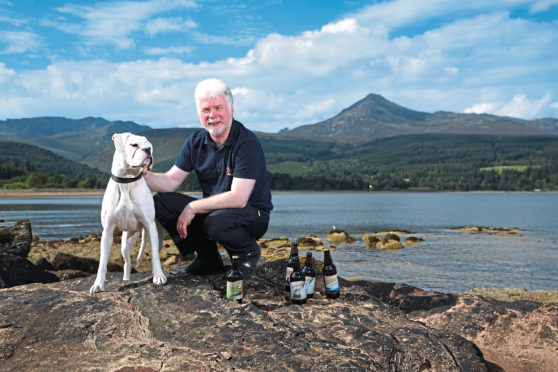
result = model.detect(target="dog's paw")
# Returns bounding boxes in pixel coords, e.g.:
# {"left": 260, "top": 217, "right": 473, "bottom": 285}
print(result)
{"left": 89, "top": 282, "right": 105, "bottom": 293}
{"left": 153, "top": 272, "right": 167, "bottom": 286}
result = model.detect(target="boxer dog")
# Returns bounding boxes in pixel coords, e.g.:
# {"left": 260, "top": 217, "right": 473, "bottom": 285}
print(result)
{"left": 90, "top": 132, "right": 167, "bottom": 293}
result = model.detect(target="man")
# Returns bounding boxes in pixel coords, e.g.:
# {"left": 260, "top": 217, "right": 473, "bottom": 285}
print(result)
{"left": 143, "top": 78, "right": 272, "bottom": 276}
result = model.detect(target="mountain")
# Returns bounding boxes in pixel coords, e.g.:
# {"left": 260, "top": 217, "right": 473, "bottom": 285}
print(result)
{"left": 286, "top": 94, "right": 558, "bottom": 142}
{"left": 81, "top": 128, "right": 198, "bottom": 173}
{"left": 0, "top": 117, "right": 151, "bottom": 161}
{"left": 1, "top": 140, "right": 106, "bottom": 178}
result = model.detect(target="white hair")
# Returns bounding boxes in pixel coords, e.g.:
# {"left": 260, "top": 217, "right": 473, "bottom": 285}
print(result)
{"left": 194, "top": 78, "right": 233, "bottom": 112}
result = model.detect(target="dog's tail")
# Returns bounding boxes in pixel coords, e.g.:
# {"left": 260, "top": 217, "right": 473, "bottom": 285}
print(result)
{"left": 136, "top": 228, "right": 147, "bottom": 268}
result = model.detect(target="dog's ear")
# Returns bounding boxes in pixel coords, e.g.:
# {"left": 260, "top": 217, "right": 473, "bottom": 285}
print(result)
{"left": 112, "top": 132, "right": 130, "bottom": 153}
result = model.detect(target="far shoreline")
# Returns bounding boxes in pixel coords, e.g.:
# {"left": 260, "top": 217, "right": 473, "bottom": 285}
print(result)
{"left": 1, "top": 188, "right": 556, "bottom": 198}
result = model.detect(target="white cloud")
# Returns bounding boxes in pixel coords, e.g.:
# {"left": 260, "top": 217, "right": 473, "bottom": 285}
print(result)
{"left": 0, "top": 30, "right": 41, "bottom": 54}
{"left": 496, "top": 93, "right": 552, "bottom": 118}
{"left": 529, "top": 0, "right": 558, "bottom": 13}
{"left": 144, "top": 46, "right": 194, "bottom": 55}
{"left": 145, "top": 16, "right": 197, "bottom": 36}
{"left": 1, "top": 0, "right": 558, "bottom": 130}
{"left": 54, "top": 0, "right": 197, "bottom": 48}
{"left": 464, "top": 93, "right": 553, "bottom": 119}
{"left": 464, "top": 102, "right": 497, "bottom": 115}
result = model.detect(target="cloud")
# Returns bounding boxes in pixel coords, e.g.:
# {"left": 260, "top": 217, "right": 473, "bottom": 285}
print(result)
{"left": 464, "top": 93, "right": 553, "bottom": 119}
{"left": 145, "top": 16, "right": 197, "bottom": 36}
{"left": 0, "top": 30, "right": 41, "bottom": 54}
{"left": 144, "top": 45, "right": 194, "bottom": 55}
{"left": 529, "top": 0, "right": 558, "bottom": 13}
{"left": 53, "top": 0, "right": 197, "bottom": 48}
{"left": 1, "top": 0, "right": 558, "bottom": 131}
{"left": 496, "top": 93, "right": 552, "bottom": 118}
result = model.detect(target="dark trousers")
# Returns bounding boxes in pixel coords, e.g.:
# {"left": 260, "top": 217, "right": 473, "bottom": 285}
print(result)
{"left": 153, "top": 192, "right": 270, "bottom": 259}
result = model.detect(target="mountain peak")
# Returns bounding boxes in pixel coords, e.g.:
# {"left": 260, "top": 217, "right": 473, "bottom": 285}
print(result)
{"left": 286, "top": 93, "right": 558, "bottom": 142}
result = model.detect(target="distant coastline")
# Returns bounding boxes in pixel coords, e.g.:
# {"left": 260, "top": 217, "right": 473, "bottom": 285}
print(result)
{"left": 1, "top": 188, "right": 556, "bottom": 198}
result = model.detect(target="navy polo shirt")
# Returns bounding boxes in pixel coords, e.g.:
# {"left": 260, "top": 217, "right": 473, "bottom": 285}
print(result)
{"left": 175, "top": 119, "right": 273, "bottom": 213}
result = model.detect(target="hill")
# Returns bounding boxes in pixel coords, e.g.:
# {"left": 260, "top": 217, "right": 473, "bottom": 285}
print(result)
{"left": 285, "top": 94, "right": 558, "bottom": 142}
{"left": 81, "top": 127, "right": 198, "bottom": 173}
{"left": 0, "top": 117, "right": 150, "bottom": 161}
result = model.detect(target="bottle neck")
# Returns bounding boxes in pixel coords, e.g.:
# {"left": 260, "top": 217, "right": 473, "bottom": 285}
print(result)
{"left": 324, "top": 250, "right": 333, "bottom": 265}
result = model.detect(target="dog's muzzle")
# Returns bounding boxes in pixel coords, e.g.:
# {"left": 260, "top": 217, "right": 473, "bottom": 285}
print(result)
{"left": 142, "top": 147, "right": 153, "bottom": 168}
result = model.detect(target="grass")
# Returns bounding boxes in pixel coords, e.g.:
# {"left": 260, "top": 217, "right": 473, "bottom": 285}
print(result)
{"left": 480, "top": 165, "right": 540, "bottom": 174}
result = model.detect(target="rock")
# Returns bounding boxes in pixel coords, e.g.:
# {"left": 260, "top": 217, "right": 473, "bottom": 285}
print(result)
{"left": 296, "top": 235, "right": 326, "bottom": 251}
{"left": 0, "top": 259, "right": 495, "bottom": 371}
{"left": 362, "top": 234, "right": 380, "bottom": 247}
{"left": 327, "top": 229, "right": 356, "bottom": 244}
{"left": 411, "top": 295, "right": 558, "bottom": 372}
{"left": 405, "top": 236, "right": 424, "bottom": 247}
{"left": 357, "top": 281, "right": 458, "bottom": 313}
{"left": 33, "top": 257, "right": 53, "bottom": 271}
{"left": 377, "top": 234, "right": 404, "bottom": 250}
{"left": 51, "top": 251, "right": 124, "bottom": 274}
{"left": 0, "top": 219, "right": 33, "bottom": 258}
{"left": 466, "top": 287, "right": 558, "bottom": 305}
{"left": 0, "top": 253, "right": 60, "bottom": 288}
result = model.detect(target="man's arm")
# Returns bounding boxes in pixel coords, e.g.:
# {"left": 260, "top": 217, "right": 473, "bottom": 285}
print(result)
{"left": 143, "top": 165, "right": 189, "bottom": 193}
{"left": 176, "top": 177, "right": 256, "bottom": 238}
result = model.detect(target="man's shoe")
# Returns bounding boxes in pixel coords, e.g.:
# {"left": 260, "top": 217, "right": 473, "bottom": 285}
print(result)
{"left": 237, "top": 242, "right": 261, "bottom": 275}
{"left": 170, "top": 254, "right": 225, "bottom": 276}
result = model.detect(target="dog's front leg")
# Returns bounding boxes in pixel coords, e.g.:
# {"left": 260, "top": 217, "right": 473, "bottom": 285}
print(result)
{"left": 122, "top": 231, "right": 139, "bottom": 281}
{"left": 145, "top": 221, "right": 167, "bottom": 286}
{"left": 90, "top": 227, "right": 115, "bottom": 293}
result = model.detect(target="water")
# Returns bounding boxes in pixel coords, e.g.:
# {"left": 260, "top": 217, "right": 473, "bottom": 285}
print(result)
{"left": 1, "top": 192, "right": 557, "bottom": 293}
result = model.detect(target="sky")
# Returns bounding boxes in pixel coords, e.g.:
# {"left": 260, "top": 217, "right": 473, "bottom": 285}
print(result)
{"left": 1, "top": 0, "right": 557, "bottom": 133}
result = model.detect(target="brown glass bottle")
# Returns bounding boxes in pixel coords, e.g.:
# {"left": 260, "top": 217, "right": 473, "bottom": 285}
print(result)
{"left": 226, "top": 255, "right": 243, "bottom": 303}
{"left": 302, "top": 251, "right": 316, "bottom": 298}
{"left": 289, "top": 256, "right": 307, "bottom": 304}
{"left": 322, "top": 248, "right": 340, "bottom": 299}
{"left": 285, "top": 241, "right": 299, "bottom": 291}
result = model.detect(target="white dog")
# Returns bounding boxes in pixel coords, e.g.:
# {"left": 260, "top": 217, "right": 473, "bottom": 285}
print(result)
{"left": 90, "top": 132, "right": 167, "bottom": 293}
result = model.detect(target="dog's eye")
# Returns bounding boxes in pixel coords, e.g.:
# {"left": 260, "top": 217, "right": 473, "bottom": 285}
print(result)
{"left": 130, "top": 143, "right": 139, "bottom": 148}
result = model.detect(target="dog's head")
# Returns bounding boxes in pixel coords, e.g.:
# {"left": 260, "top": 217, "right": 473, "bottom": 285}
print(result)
{"left": 112, "top": 132, "right": 154, "bottom": 170}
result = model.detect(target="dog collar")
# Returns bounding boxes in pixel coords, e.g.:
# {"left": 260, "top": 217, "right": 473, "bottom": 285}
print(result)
{"left": 111, "top": 173, "right": 143, "bottom": 183}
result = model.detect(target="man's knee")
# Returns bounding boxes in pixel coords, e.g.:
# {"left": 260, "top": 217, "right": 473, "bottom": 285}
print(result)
{"left": 204, "top": 210, "right": 231, "bottom": 239}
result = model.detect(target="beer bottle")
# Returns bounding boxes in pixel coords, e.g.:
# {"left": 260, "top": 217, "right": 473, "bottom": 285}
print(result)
{"left": 289, "top": 255, "right": 307, "bottom": 304}
{"left": 323, "top": 248, "right": 340, "bottom": 299}
{"left": 285, "top": 241, "right": 299, "bottom": 291}
{"left": 226, "top": 255, "right": 243, "bottom": 303}
{"left": 302, "top": 251, "right": 316, "bottom": 298}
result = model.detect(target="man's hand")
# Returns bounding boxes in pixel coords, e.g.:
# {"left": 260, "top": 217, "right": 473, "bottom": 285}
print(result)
{"left": 177, "top": 204, "right": 196, "bottom": 238}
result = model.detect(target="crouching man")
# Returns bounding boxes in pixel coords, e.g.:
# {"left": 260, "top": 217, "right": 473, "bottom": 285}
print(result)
{"left": 143, "top": 78, "right": 272, "bottom": 276}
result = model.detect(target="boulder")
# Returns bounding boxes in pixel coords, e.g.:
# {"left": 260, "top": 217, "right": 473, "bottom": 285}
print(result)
{"left": 411, "top": 295, "right": 558, "bottom": 372}
{"left": 0, "top": 253, "right": 59, "bottom": 288}
{"left": 0, "top": 259, "right": 495, "bottom": 371}
{"left": 327, "top": 229, "right": 356, "bottom": 244}
{"left": 0, "top": 219, "right": 32, "bottom": 258}
{"left": 362, "top": 234, "right": 380, "bottom": 247}
{"left": 297, "top": 235, "right": 326, "bottom": 251}
{"left": 405, "top": 236, "right": 424, "bottom": 247}
{"left": 51, "top": 251, "right": 124, "bottom": 274}
{"left": 377, "top": 234, "right": 404, "bottom": 250}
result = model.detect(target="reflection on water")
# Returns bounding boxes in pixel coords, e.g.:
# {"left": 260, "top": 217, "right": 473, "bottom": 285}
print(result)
{"left": 1, "top": 192, "right": 557, "bottom": 293}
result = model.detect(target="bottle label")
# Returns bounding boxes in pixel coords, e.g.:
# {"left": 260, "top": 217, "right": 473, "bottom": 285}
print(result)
{"left": 305, "top": 276, "right": 315, "bottom": 295}
{"left": 324, "top": 274, "right": 339, "bottom": 292}
{"left": 226, "top": 280, "right": 243, "bottom": 300}
{"left": 290, "top": 280, "right": 307, "bottom": 300}
{"left": 285, "top": 267, "right": 293, "bottom": 284}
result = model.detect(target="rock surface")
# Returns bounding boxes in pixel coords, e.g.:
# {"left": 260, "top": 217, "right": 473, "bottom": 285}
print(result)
{"left": 0, "top": 219, "right": 32, "bottom": 258}
{"left": 1, "top": 260, "right": 495, "bottom": 372}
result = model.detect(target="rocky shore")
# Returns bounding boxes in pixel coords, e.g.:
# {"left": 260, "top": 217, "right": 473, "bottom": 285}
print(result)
{"left": 1, "top": 219, "right": 558, "bottom": 371}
